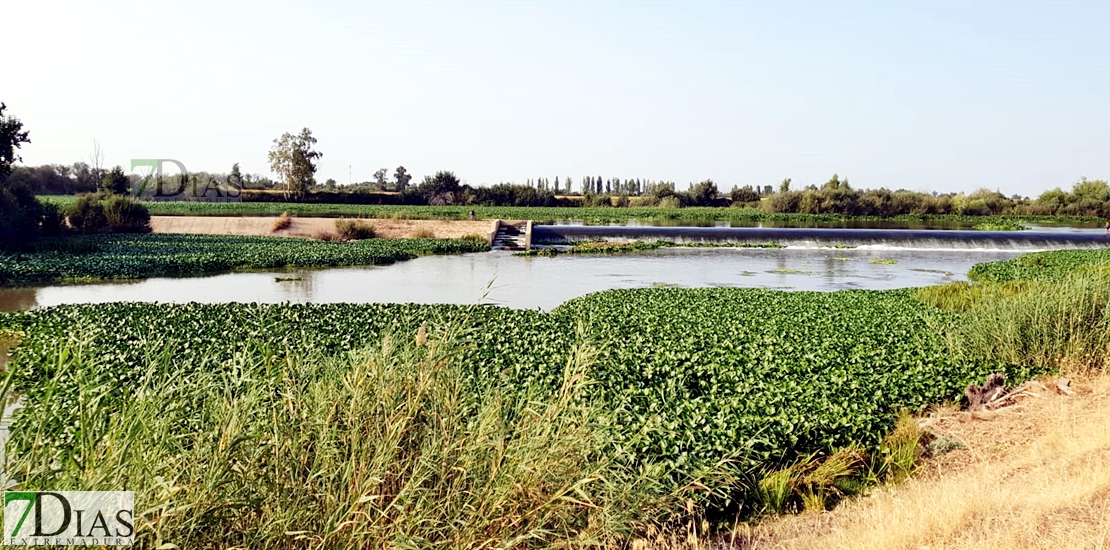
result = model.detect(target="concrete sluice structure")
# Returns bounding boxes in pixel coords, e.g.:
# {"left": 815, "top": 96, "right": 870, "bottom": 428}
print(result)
{"left": 531, "top": 225, "right": 1110, "bottom": 251}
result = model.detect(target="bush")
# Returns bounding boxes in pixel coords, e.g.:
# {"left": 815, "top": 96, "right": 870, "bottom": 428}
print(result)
{"left": 64, "top": 195, "right": 109, "bottom": 233}
{"left": 0, "top": 183, "right": 45, "bottom": 250}
{"left": 335, "top": 219, "right": 376, "bottom": 240}
{"left": 658, "top": 195, "right": 682, "bottom": 209}
{"left": 583, "top": 193, "right": 613, "bottom": 207}
{"left": 38, "top": 202, "right": 62, "bottom": 237}
{"left": 102, "top": 195, "right": 151, "bottom": 233}
{"left": 64, "top": 194, "right": 150, "bottom": 234}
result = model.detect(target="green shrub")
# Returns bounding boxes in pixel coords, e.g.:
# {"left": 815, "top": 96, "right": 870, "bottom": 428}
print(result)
{"left": 63, "top": 194, "right": 150, "bottom": 234}
{"left": 658, "top": 195, "right": 682, "bottom": 209}
{"left": 101, "top": 195, "right": 151, "bottom": 233}
{"left": 63, "top": 194, "right": 108, "bottom": 233}
{"left": 0, "top": 183, "right": 47, "bottom": 250}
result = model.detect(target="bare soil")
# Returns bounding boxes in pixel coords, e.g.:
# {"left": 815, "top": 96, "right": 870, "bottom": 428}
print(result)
{"left": 150, "top": 216, "right": 497, "bottom": 241}
{"left": 723, "top": 374, "right": 1110, "bottom": 550}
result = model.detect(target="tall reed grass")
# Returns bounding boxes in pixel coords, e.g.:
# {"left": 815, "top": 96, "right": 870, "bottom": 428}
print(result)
{"left": 918, "top": 269, "right": 1110, "bottom": 372}
{"left": 1, "top": 325, "right": 673, "bottom": 549}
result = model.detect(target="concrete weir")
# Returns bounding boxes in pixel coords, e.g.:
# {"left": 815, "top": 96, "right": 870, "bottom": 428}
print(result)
{"left": 531, "top": 225, "right": 1110, "bottom": 250}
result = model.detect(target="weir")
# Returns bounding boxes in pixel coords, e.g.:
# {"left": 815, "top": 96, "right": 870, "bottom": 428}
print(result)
{"left": 531, "top": 226, "right": 1110, "bottom": 250}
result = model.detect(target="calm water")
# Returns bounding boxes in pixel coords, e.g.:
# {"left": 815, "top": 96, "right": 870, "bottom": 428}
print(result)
{"left": 1, "top": 247, "right": 1026, "bottom": 312}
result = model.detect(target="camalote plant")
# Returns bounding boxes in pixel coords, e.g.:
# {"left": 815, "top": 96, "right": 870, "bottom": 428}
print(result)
{"left": 0, "top": 286, "right": 1041, "bottom": 522}
{"left": 0, "top": 233, "right": 489, "bottom": 285}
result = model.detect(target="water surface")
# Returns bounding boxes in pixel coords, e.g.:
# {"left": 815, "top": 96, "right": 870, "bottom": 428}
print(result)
{"left": 1, "top": 248, "right": 1024, "bottom": 312}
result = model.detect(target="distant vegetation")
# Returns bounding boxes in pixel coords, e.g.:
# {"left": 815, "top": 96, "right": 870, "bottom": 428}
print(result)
{"left": 35, "top": 197, "right": 1106, "bottom": 228}
{"left": 1, "top": 103, "right": 152, "bottom": 250}
{"left": 972, "top": 220, "right": 1027, "bottom": 231}
{"left": 7, "top": 115, "right": 1109, "bottom": 224}
{"left": 16, "top": 164, "right": 1110, "bottom": 218}
{"left": 516, "top": 240, "right": 785, "bottom": 256}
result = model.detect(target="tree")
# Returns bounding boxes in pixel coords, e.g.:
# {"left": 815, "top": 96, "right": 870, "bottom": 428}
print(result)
{"left": 325, "top": 178, "right": 337, "bottom": 189}
{"left": 394, "top": 166, "right": 412, "bottom": 192}
{"left": 268, "top": 128, "right": 323, "bottom": 200}
{"left": 730, "top": 185, "right": 759, "bottom": 203}
{"left": 373, "top": 168, "right": 389, "bottom": 190}
{"left": 0, "top": 103, "right": 30, "bottom": 182}
{"left": 89, "top": 140, "right": 105, "bottom": 186}
{"left": 416, "top": 170, "right": 461, "bottom": 205}
{"left": 99, "top": 166, "right": 130, "bottom": 195}
{"left": 565, "top": 176, "right": 573, "bottom": 194}
{"left": 0, "top": 102, "right": 41, "bottom": 249}
{"left": 226, "top": 162, "right": 244, "bottom": 192}
{"left": 687, "top": 179, "right": 719, "bottom": 206}
{"left": 779, "top": 178, "right": 792, "bottom": 193}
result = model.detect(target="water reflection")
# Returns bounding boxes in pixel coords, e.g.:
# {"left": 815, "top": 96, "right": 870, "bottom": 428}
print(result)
{"left": 0, "top": 248, "right": 1025, "bottom": 312}
{"left": 0, "top": 289, "right": 37, "bottom": 312}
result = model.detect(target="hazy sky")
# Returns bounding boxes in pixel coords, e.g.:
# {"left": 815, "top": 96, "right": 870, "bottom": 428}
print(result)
{"left": 7, "top": 0, "right": 1109, "bottom": 196}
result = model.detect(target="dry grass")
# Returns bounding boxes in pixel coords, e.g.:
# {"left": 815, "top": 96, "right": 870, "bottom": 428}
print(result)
{"left": 335, "top": 218, "right": 377, "bottom": 240}
{"left": 730, "top": 374, "right": 1110, "bottom": 550}
{"left": 270, "top": 211, "right": 292, "bottom": 232}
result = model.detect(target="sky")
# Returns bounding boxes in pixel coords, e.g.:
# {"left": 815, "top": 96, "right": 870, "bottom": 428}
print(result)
{"left": 6, "top": 0, "right": 1110, "bottom": 197}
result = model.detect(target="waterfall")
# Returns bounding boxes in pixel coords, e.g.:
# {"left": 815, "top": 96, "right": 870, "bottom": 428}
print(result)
{"left": 531, "top": 226, "right": 1110, "bottom": 251}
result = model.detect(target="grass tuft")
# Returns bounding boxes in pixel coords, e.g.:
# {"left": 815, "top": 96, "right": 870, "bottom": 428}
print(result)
{"left": 271, "top": 211, "right": 292, "bottom": 232}
{"left": 335, "top": 219, "right": 376, "bottom": 240}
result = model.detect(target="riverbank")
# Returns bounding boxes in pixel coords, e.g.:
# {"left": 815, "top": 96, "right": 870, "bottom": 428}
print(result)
{"left": 150, "top": 215, "right": 497, "bottom": 240}
{"left": 735, "top": 373, "right": 1110, "bottom": 550}
{"left": 33, "top": 197, "right": 1107, "bottom": 227}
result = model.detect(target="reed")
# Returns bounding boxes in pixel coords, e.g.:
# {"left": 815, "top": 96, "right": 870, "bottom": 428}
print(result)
{"left": 1, "top": 325, "right": 673, "bottom": 548}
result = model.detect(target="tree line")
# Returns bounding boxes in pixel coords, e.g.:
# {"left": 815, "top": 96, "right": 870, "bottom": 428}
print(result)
{"left": 1, "top": 104, "right": 152, "bottom": 250}
{"left": 5, "top": 119, "right": 1110, "bottom": 222}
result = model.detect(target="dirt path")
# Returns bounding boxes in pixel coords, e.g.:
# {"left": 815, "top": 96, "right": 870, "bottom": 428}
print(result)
{"left": 150, "top": 216, "right": 498, "bottom": 240}
{"left": 731, "top": 375, "right": 1110, "bottom": 550}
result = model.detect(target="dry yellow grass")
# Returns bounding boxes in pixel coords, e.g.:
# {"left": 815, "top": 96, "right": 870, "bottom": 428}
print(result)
{"left": 728, "top": 374, "right": 1110, "bottom": 550}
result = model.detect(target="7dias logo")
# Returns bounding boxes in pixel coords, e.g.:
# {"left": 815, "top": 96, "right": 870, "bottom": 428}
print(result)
{"left": 130, "top": 158, "right": 242, "bottom": 202}
{"left": 4, "top": 491, "right": 134, "bottom": 546}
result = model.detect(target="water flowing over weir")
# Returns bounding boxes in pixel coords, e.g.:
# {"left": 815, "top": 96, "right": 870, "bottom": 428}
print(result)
{"left": 531, "top": 226, "right": 1110, "bottom": 251}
